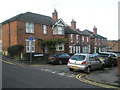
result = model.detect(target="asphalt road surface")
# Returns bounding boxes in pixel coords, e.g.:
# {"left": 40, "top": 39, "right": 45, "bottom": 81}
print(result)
{"left": 2, "top": 62, "right": 105, "bottom": 89}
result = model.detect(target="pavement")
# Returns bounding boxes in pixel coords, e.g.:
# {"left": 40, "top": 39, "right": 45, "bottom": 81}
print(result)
{"left": 1, "top": 55, "right": 120, "bottom": 88}
{"left": 81, "top": 66, "right": 120, "bottom": 88}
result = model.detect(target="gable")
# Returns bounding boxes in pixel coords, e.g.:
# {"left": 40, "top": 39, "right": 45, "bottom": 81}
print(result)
{"left": 52, "top": 19, "right": 67, "bottom": 28}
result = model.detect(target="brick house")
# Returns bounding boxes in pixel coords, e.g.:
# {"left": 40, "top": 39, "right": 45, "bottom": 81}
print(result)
{"left": 2, "top": 10, "right": 107, "bottom": 54}
{"left": 83, "top": 27, "right": 107, "bottom": 53}
{"left": 2, "top": 10, "right": 67, "bottom": 54}
{"left": 64, "top": 19, "right": 90, "bottom": 54}
{"left": 107, "top": 40, "right": 119, "bottom": 52}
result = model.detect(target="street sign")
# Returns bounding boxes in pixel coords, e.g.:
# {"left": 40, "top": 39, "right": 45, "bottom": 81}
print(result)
{"left": 29, "top": 36, "right": 34, "bottom": 41}
{"left": 29, "top": 36, "right": 34, "bottom": 62}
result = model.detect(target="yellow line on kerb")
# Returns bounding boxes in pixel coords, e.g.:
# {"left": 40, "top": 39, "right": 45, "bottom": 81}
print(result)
{"left": 0, "top": 59, "right": 15, "bottom": 65}
{"left": 76, "top": 74, "right": 119, "bottom": 89}
{"left": 0, "top": 59, "right": 43, "bottom": 66}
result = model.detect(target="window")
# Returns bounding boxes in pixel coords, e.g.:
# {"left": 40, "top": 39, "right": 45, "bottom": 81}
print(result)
{"left": 71, "top": 55, "right": 85, "bottom": 61}
{"left": 76, "top": 35, "right": 79, "bottom": 43}
{"left": 69, "top": 46, "right": 73, "bottom": 53}
{"left": 87, "top": 37, "right": 89, "bottom": 42}
{"left": 53, "top": 26, "right": 63, "bottom": 35}
{"left": 70, "top": 34, "right": 73, "bottom": 43}
{"left": 82, "top": 36, "right": 84, "bottom": 42}
{"left": 56, "top": 43, "right": 64, "bottom": 51}
{"left": 26, "top": 22, "right": 34, "bottom": 33}
{"left": 95, "top": 38, "right": 97, "bottom": 45}
{"left": 58, "top": 26, "right": 63, "bottom": 35}
{"left": 43, "top": 25, "right": 47, "bottom": 34}
{"left": 26, "top": 39, "right": 35, "bottom": 52}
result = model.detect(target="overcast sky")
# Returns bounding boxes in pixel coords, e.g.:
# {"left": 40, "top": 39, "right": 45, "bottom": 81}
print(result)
{"left": 0, "top": 0, "right": 119, "bottom": 40}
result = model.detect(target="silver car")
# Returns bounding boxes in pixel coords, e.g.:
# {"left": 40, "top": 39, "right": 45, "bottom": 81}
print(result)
{"left": 67, "top": 53, "right": 104, "bottom": 74}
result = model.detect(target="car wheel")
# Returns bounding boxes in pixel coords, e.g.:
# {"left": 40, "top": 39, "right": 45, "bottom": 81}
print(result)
{"left": 85, "top": 67, "right": 91, "bottom": 74}
{"left": 100, "top": 65, "right": 104, "bottom": 70}
{"left": 69, "top": 68, "right": 74, "bottom": 71}
{"left": 59, "top": 61, "right": 62, "bottom": 65}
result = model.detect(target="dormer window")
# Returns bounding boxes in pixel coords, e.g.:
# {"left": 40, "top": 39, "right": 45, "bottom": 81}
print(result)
{"left": 57, "top": 26, "right": 63, "bottom": 35}
{"left": 53, "top": 26, "right": 63, "bottom": 35}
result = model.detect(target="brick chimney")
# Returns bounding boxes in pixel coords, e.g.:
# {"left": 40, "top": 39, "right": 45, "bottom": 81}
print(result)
{"left": 93, "top": 26, "right": 97, "bottom": 35}
{"left": 71, "top": 19, "right": 76, "bottom": 29}
{"left": 52, "top": 9, "right": 58, "bottom": 20}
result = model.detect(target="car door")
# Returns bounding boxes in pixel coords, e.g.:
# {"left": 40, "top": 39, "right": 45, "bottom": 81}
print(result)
{"left": 60, "top": 54, "right": 66, "bottom": 64}
{"left": 89, "top": 56, "right": 96, "bottom": 70}
{"left": 94, "top": 56, "right": 102, "bottom": 69}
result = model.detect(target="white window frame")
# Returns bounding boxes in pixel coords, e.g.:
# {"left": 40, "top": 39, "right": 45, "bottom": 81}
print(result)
{"left": 57, "top": 26, "right": 63, "bottom": 35}
{"left": 69, "top": 46, "right": 73, "bottom": 53}
{"left": 26, "top": 39, "right": 35, "bottom": 53}
{"left": 82, "top": 36, "right": 84, "bottom": 42}
{"left": 73, "top": 46, "right": 76, "bottom": 53}
{"left": 43, "top": 25, "right": 47, "bottom": 34}
{"left": 70, "top": 34, "right": 73, "bottom": 43}
{"left": 56, "top": 43, "right": 64, "bottom": 51}
{"left": 95, "top": 38, "right": 97, "bottom": 45}
{"left": 76, "top": 35, "right": 79, "bottom": 43}
{"left": 87, "top": 37, "right": 89, "bottom": 42}
{"left": 26, "top": 22, "right": 34, "bottom": 33}
{"left": 53, "top": 26, "right": 63, "bottom": 35}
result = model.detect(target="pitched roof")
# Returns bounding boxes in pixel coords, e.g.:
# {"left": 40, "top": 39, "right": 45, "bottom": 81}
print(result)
{"left": 2, "top": 12, "right": 53, "bottom": 25}
{"left": 64, "top": 26, "right": 78, "bottom": 34}
{"left": 83, "top": 29, "right": 107, "bottom": 39}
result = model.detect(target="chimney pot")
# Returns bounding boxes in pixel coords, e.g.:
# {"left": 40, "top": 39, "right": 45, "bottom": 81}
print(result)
{"left": 93, "top": 26, "right": 97, "bottom": 35}
{"left": 71, "top": 19, "right": 76, "bottom": 29}
{"left": 52, "top": 9, "right": 58, "bottom": 20}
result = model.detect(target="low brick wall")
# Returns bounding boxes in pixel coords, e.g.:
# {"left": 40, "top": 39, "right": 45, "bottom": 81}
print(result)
{"left": 118, "top": 57, "right": 120, "bottom": 76}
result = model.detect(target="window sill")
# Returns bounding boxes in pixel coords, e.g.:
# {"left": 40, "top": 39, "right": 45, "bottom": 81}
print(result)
{"left": 26, "top": 33, "right": 34, "bottom": 34}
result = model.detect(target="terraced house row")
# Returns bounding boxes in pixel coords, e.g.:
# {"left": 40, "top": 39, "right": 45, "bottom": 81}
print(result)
{"left": 1, "top": 9, "right": 107, "bottom": 54}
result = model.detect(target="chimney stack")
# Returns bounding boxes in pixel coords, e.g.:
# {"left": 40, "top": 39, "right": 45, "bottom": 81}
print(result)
{"left": 71, "top": 19, "right": 76, "bottom": 30}
{"left": 52, "top": 9, "right": 58, "bottom": 20}
{"left": 93, "top": 26, "right": 97, "bottom": 35}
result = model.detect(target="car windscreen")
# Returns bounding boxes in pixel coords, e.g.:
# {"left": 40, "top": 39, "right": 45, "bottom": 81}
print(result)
{"left": 71, "top": 55, "right": 85, "bottom": 61}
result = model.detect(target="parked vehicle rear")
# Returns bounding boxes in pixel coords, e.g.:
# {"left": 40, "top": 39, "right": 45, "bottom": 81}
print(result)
{"left": 67, "top": 53, "right": 104, "bottom": 74}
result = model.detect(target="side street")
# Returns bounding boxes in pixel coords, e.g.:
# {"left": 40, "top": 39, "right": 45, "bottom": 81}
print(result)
{"left": 0, "top": 9, "right": 120, "bottom": 89}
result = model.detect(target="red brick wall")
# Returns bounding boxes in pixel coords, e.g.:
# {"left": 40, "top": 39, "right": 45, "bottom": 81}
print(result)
{"left": 2, "top": 23, "right": 9, "bottom": 51}
{"left": 2, "top": 21, "right": 17, "bottom": 52}
{"left": 17, "top": 21, "right": 64, "bottom": 53}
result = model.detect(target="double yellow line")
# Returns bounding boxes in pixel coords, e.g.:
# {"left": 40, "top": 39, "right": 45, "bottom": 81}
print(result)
{"left": 0, "top": 59, "right": 16, "bottom": 65}
{"left": 76, "top": 74, "right": 119, "bottom": 89}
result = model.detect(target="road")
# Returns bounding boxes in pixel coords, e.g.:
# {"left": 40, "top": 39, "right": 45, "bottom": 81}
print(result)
{"left": 2, "top": 62, "right": 106, "bottom": 89}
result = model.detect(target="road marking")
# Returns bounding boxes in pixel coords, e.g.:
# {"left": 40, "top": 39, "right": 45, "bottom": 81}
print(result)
{"left": 76, "top": 74, "right": 119, "bottom": 89}
{"left": 0, "top": 59, "right": 16, "bottom": 65}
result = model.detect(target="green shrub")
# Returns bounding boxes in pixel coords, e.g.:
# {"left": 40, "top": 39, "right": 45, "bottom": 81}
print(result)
{"left": 7, "top": 45, "right": 24, "bottom": 59}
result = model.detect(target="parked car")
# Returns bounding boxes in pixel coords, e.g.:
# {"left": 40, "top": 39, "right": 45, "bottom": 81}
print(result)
{"left": 47, "top": 53, "right": 71, "bottom": 65}
{"left": 67, "top": 53, "right": 104, "bottom": 74}
{"left": 97, "top": 52, "right": 117, "bottom": 67}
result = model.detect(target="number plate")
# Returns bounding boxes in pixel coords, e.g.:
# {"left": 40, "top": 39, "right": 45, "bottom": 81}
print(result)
{"left": 99, "top": 58, "right": 104, "bottom": 61}
{"left": 71, "top": 66, "right": 78, "bottom": 69}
